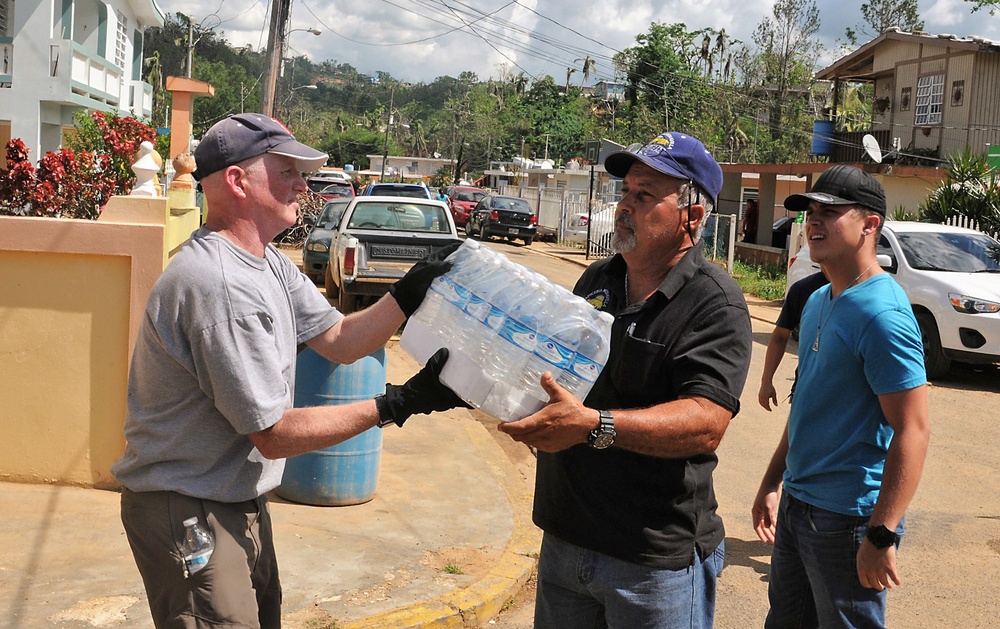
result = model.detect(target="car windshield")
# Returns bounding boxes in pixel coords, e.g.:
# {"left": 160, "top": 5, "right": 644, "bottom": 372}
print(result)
{"left": 894, "top": 231, "right": 1000, "bottom": 273}
{"left": 456, "top": 190, "right": 485, "bottom": 202}
{"left": 308, "top": 180, "right": 348, "bottom": 194}
{"left": 369, "top": 185, "right": 428, "bottom": 198}
{"left": 346, "top": 202, "right": 452, "bottom": 233}
{"left": 494, "top": 198, "right": 532, "bottom": 213}
{"left": 319, "top": 201, "right": 350, "bottom": 226}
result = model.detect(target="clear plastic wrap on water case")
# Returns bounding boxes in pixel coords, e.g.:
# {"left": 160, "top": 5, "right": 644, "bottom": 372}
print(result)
{"left": 400, "top": 240, "right": 613, "bottom": 422}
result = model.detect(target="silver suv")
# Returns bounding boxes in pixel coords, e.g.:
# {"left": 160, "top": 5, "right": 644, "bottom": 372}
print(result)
{"left": 787, "top": 221, "right": 1000, "bottom": 378}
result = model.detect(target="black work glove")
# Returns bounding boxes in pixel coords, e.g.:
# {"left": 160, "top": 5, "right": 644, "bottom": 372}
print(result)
{"left": 388, "top": 242, "right": 461, "bottom": 317}
{"left": 377, "top": 348, "right": 470, "bottom": 427}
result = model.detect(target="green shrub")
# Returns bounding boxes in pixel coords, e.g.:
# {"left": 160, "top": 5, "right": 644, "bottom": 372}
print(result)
{"left": 732, "top": 260, "right": 787, "bottom": 301}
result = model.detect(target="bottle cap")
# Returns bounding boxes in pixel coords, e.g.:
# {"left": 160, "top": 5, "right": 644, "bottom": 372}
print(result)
{"left": 183, "top": 517, "right": 198, "bottom": 527}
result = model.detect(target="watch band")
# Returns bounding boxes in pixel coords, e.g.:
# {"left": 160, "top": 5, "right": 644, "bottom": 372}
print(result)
{"left": 374, "top": 394, "right": 395, "bottom": 428}
{"left": 865, "top": 524, "right": 900, "bottom": 549}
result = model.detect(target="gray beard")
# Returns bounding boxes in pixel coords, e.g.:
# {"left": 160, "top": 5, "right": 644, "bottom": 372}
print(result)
{"left": 611, "top": 213, "right": 636, "bottom": 252}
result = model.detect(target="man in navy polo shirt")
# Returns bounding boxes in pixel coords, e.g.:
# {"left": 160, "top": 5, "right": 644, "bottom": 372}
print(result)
{"left": 500, "top": 132, "right": 752, "bottom": 628}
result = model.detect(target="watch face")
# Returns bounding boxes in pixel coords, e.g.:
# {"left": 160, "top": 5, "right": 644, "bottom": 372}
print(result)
{"left": 867, "top": 525, "right": 897, "bottom": 549}
{"left": 590, "top": 431, "right": 615, "bottom": 449}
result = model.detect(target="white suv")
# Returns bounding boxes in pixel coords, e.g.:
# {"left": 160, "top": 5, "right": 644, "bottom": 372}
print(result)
{"left": 786, "top": 221, "right": 1000, "bottom": 378}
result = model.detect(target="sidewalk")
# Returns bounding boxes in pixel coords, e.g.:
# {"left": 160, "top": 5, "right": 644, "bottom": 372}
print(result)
{"left": 0, "top": 242, "right": 781, "bottom": 629}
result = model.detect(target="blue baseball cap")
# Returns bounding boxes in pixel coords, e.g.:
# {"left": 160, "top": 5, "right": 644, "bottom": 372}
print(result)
{"left": 604, "top": 132, "right": 723, "bottom": 203}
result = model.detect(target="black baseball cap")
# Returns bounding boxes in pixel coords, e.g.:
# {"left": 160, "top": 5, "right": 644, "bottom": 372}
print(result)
{"left": 193, "top": 113, "right": 328, "bottom": 181}
{"left": 784, "top": 165, "right": 887, "bottom": 216}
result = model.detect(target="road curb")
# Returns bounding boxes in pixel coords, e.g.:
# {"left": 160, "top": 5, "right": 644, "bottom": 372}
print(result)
{"left": 339, "top": 417, "right": 540, "bottom": 629}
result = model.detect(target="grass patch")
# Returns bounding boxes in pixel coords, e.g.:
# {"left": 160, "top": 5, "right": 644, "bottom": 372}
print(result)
{"left": 732, "top": 260, "right": 787, "bottom": 301}
{"left": 444, "top": 563, "right": 464, "bottom": 575}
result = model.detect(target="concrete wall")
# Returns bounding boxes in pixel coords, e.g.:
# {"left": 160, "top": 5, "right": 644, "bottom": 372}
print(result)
{"left": 0, "top": 197, "right": 199, "bottom": 488}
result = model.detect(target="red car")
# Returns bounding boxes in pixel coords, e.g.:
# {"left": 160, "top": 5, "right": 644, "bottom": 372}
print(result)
{"left": 446, "top": 186, "right": 487, "bottom": 226}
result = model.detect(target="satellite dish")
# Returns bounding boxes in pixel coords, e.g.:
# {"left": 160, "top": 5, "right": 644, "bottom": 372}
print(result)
{"left": 862, "top": 134, "right": 883, "bottom": 164}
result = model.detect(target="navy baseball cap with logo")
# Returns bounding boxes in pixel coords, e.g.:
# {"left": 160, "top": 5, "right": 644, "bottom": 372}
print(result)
{"left": 193, "top": 113, "right": 328, "bottom": 181}
{"left": 783, "top": 165, "right": 887, "bottom": 216}
{"left": 604, "top": 132, "right": 723, "bottom": 203}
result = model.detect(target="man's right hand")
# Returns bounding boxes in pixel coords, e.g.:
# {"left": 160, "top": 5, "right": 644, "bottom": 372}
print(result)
{"left": 758, "top": 381, "right": 779, "bottom": 411}
{"left": 751, "top": 485, "right": 780, "bottom": 544}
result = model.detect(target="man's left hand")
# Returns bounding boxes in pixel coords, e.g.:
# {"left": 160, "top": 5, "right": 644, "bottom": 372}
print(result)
{"left": 857, "top": 541, "right": 901, "bottom": 591}
{"left": 497, "top": 373, "right": 594, "bottom": 452}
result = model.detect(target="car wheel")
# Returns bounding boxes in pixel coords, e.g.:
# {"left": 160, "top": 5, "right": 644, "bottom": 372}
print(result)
{"left": 338, "top": 291, "right": 359, "bottom": 315}
{"left": 916, "top": 312, "right": 950, "bottom": 379}
{"left": 522, "top": 237, "right": 533, "bottom": 246}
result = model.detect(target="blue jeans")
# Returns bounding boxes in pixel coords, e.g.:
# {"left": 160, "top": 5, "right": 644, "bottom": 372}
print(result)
{"left": 534, "top": 532, "right": 724, "bottom": 629}
{"left": 766, "top": 492, "right": 903, "bottom": 629}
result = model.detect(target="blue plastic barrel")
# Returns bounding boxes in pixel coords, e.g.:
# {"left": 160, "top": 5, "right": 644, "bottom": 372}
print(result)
{"left": 811, "top": 120, "right": 836, "bottom": 156}
{"left": 276, "top": 346, "right": 386, "bottom": 506}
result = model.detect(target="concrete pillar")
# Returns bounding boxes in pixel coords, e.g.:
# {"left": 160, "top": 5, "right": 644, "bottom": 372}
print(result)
{"left": 756, "top": 172, "right": 777, "bottom": 247}
{"left": 165, "top": 76, "right": 215, "bottom": 160}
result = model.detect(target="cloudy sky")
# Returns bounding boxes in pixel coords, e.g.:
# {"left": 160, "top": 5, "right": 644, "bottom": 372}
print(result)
{"left": 154, "top": 0, "right": 1000, "bottom": 85}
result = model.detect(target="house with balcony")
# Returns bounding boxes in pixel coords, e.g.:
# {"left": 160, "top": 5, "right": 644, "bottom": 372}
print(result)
{"left": 817, "top": 27, "right": 1000, "bottom": 164}
{"left": 0, "top": 0, "right": 163, "bottom": 166}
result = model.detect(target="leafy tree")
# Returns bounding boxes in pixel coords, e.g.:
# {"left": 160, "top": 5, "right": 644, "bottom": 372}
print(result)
{"left": 965, "top": 0, "right": 999, "bottom": 14}
{"left": 919, "top": 149, "right": 1000, "bottom": 238}
{"left": 751, "top": 0, "right": 821, "bottom": 160}
{"left": 846, "top": 0, "right": 924, "bottom": 45}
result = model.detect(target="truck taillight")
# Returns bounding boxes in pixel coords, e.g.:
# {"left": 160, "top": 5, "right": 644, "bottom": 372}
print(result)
{"left": 530, "top": 214, "right": 538, "bottom": 225}
{"left": 489, "top": 210, "right": 499, "bottom": 221}
{"left": 344, "top": 237, "right": 357, "bottom": 280}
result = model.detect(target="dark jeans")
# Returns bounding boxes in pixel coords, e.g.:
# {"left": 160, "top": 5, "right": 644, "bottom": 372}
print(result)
{"left": 766, "top": 492, "right": 903, "bottom": 629}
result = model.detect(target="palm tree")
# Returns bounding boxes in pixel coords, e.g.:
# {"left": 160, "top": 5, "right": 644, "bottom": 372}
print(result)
{"left": 565, "top": 67, "right": 577, "bottom": 94}
{"left": 714, "top": 29, "right": 729, "bottom": 81}
{"left": 575, "top": 55, "right": 595, "bottom": 86}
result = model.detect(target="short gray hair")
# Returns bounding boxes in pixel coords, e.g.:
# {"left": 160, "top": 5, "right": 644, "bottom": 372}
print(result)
{"left": 678, "top": 181, "right": 715, "bottom": 240}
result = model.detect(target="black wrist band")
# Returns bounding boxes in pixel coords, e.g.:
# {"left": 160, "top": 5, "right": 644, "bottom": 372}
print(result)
{"left": 374, "top": 394, "right": 395, "bottom": 428}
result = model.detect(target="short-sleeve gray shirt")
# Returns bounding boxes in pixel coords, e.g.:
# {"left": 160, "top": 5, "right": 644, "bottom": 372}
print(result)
{"left": 112, "top": 227, "right": 342, "bottom": 502}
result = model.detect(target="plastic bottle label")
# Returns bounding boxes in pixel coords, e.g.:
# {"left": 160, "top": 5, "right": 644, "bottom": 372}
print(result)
{"left": 437, "top": 276, "right": 469, "bottom": 308}
{"left": 463, "top": 293, "right": 491, "bottom": 322}
{"left": 484, "top": 305, "right": 506, "bottom": 332}
{"left": 498, "top": 317, "right": 536, "bottom": 351}
{"left": 568, "top": 354, "right": 602, "bottom": 383}
{"left": 533, "top": 337, "right": 575, "bottom": 369}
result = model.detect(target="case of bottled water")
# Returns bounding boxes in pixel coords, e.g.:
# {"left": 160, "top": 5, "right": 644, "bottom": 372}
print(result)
{"left": 400, "top": 240, "right": 614, "bottom": 422}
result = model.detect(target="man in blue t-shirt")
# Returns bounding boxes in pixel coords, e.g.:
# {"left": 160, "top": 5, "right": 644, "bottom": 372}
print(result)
{"left": 751, "top": 165, "right": 930, "bottom": 629}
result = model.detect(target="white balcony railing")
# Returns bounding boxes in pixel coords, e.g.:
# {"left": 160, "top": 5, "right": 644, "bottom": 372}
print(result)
{"left": 49, "top": 39, "right": 123, "bottom": 107}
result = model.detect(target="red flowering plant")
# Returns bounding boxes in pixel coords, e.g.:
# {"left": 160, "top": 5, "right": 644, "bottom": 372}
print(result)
{"left": 0, "top": 111, "right": 156, "bottom": 219}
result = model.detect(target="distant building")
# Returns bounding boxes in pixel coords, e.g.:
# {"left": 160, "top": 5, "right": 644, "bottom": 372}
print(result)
{"left": 365, "top": 155, "right": 456, "bottom": 181}
{"left": 0, "top": 0, "right": 163, "bottom": 165}
{"left": 816, "top": 28, "right": 1000, "bottom": 163}
{"left": 593, "top": 80, "right": 626, "bottom": 102}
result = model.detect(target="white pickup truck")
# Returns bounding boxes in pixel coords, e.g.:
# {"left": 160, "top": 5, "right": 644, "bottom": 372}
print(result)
{"left": 324, "top": 196, "right": 461, "bottom": 313}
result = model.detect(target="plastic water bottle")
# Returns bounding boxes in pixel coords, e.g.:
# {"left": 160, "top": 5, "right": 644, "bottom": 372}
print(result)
{"left": 557, "top": 308, "right": 614, "bottom": 399}
{"left": 453, "top": 247, "right": 508, "bottom": 363}
{"left": 482, "top": 273, "right": 542, "bottom": 381}
{"left": 518, "top": 287, "right": 581, "bottom": 400}
{"left": 181, "top": 517, "right": 215, "bottom": 578}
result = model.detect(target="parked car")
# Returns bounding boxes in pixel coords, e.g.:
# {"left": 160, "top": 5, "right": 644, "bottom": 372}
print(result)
{"left": 565, "top": 203, "right": 617, "bottom": 250}
{"left": 307, "top": 172, "right": 355, "bottom": 200}
{"left": 302, "top": 199, "right": 351, "bottom": 283}
{"left": 445, "top": 185, "right": 487, "bottom": 226}
{"left": 361, "top": 182, "right": 431, "bottom": 199}
{"left": 466, "top": 194, "right": 538, "bottom": 245}
{"left": 325, "top": 196, "right": 460, "bottom": 313}
{"left": 771, "top": 215, "right": 798, "bottom": 248}
{"left": 787, "top": 221, "right": 1000, "bottom": 378}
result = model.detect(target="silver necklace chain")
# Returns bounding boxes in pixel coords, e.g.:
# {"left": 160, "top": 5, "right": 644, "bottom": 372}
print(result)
{"left": 811, "top": 261, "right": 877, "bottom": 352}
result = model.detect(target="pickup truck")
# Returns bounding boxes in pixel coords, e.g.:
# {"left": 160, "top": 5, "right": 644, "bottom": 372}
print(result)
{"left": 324, "top": 196, "right": 461, "bottom": 313}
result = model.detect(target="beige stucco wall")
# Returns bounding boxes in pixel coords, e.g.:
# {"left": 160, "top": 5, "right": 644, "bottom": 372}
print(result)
{"left": 0, "top": 198, "right": 199, "bottom": 488}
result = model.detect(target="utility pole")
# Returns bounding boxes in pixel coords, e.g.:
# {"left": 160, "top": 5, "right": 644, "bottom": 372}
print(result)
{"left": 261, "top": 0, "right": 290, "bottom": 117}
{"left": 186, "top": 17, "right": 194, "bottom": 78}
{"left": 380, "top": 86, "right": 394, "bottom": 181}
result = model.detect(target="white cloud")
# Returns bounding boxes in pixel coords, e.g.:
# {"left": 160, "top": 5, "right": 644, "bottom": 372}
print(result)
{"left": 155, "top": 0, "right": 1000, "bottom": 84}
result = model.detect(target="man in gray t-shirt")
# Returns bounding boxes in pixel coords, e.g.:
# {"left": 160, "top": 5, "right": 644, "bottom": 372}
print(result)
{"left": 112, "top": 114, "right": 464, "bottom": 628}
